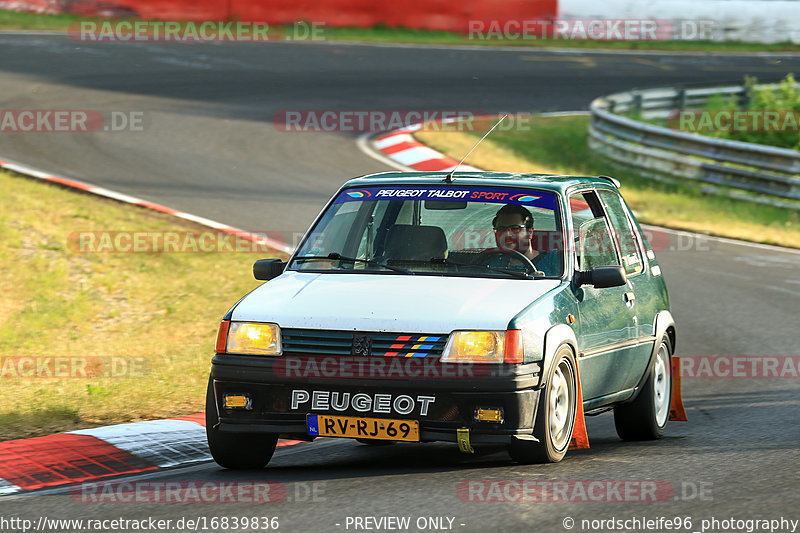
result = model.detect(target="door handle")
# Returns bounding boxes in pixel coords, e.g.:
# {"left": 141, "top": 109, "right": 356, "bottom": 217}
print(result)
{"left": 624, "top": 292, "right": 636, "bottom": 304}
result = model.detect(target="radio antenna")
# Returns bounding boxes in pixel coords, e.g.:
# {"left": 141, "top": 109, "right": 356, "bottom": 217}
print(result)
{"left": 444, "top": 114, "right": 508, "bottom": 183}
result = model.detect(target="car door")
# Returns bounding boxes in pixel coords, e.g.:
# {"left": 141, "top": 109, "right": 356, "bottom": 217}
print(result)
{"left": 598, "top": 188, "right": 657, "bottom": 387}
{"left": 568, "top": 190, "right": 638, "bottom": 405}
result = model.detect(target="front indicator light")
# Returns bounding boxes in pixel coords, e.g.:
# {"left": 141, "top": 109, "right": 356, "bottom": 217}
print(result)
{"left": 226, "top": 322, "right": 282, "bottom": 355}
{"left": 503, "top": 329, "right": 524, "bottom": 363}
{"left": 215, "top": 319, "right": 231, "bottom": 354}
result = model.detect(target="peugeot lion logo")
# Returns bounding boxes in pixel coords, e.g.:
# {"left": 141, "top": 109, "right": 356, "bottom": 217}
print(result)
{"left": 352, "top": 334, "right": 372, "bottom": 356}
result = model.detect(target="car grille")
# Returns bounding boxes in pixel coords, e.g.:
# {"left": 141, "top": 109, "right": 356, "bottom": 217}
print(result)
{"left": 282, "top": 329, "right": 448, "bottom": 358}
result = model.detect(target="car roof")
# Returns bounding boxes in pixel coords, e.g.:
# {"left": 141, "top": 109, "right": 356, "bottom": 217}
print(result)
{"left": 343, "top": 171, "right": 618, "bottom": 194}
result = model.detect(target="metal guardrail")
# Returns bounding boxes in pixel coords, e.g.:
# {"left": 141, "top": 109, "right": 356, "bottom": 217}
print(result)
{"left": 588, "top": 84, "right": 800, "bottom": 209}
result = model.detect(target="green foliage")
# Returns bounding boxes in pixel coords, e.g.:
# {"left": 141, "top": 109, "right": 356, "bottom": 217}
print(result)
{"left": 681, "top": 74, "right": 800, "bottom": 150}
{"left": 731, "top": 73, "right": 800, "bottom": 149}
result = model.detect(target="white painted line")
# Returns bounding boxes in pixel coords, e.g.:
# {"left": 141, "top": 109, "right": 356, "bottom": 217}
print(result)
{"left": 1, "top": 155, "right": 295, "bottom": 255}
{"left": 71, "top": 420, "right": 210, "bottom": 468}
{"left": 88, "top": 186, "right": 146, "bottom": 205}
{"left": 357, "top": 133, "right": 414, "bottom": 172}
{"left": 374, "top": 133, "right": 414, "bottom": 149}
{"left": 391, "top": 147, "right": 445, "bottom": 166}
{"left": 0, "top": 479, "right": 22, "bottom": 496}
{"left": 2, "top": 163, "right": 52, "bottom": 179}
{"left": 764, "top": 284, "right": 800, "bottom": 298}
{"left": 440, "top": 165, "right": 481, "bottom": 172}
{"left": 173, "top": 212, "right": 232, "bottom": 230}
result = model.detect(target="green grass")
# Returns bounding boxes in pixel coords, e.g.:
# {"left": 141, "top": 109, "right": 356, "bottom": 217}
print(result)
{"left": 3, "top": 8, "right": 800, "bottom": 53}
{"left": 415, "top": 115, "right": 800, "bottom": 248}
{"left": 0, "top": 8, "right": 89, "bottom": 30}
{"left": 0, "top": 170, "right": 285, "bottom": 441}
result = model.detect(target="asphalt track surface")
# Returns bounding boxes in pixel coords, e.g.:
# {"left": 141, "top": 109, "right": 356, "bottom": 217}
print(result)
{"left": 1, "top": 34, "right": 799, "bottom": 532}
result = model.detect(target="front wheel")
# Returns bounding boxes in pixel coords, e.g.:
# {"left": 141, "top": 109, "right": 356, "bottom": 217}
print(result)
{"left": 205, "top": 376, "right": 278, "bottom": 469}
{"left": 509, "top": 346, "right": 577, "bottom": 464}
{"left": 614, "top": 337, "right": 672, "bottom": 441}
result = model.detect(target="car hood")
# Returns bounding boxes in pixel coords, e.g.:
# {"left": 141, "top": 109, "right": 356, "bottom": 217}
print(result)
{"left": 231, "top": 271, "right": 561, "bottom": 333}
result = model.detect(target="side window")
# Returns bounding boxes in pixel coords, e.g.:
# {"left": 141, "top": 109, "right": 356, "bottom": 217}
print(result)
{"left": 599, "top": 190, "right": 644, "bottom": 275}
{"left": 569, "top": 191, "right": 620, "bottom": 271}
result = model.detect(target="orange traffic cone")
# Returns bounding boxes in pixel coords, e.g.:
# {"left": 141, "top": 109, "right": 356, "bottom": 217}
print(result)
{"left": 569, "top": 359, "right": 590, "bottom": 449}
{"left": 669, "top": 356, "right": 688, "bottom": 421}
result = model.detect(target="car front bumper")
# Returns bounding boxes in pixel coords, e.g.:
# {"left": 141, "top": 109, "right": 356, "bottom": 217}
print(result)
{"left": 210, "top": 354, "right": 543, "bottom": 445}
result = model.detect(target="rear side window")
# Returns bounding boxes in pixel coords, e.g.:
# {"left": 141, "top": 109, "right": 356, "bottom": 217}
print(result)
{"left": 569, "top": 191, "right": 620, "bottom": 271}
{"left": 598, "top": 190, "right": 644, "bottom": 276}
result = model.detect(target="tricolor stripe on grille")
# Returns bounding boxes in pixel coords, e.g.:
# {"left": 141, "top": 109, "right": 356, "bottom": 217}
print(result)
{"left": 383, "top": 335, "right": 443, "bottom": 358}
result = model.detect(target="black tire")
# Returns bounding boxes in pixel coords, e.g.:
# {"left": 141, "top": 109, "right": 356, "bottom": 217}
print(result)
{"left": 509, "top": 345, "right": 577, "bottom": 464}
{"left": 205, "top": 376, "right": 278, "bottom": 469}
{"left": 614, "top": 336, "right": 672, "bottom": 441}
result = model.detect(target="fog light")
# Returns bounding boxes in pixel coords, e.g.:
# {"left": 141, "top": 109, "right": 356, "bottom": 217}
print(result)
{"left": 474, "top": 407, "right": 504, "bottom": 423}
{"left": 224, "top": 394, "right": 252, "bottom": 410}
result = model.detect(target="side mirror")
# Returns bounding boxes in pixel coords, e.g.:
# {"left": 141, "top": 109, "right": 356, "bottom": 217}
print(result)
{"left": 575, "top": 265, "right": 627, "bottom": 288}
{"left": 254, "top": 259, "right": 286, "bottom": 281}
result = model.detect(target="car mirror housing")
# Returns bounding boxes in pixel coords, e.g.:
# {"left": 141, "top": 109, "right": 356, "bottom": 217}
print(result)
{"left": 575, "top": 265, "right": 627, "bottom": 288}
{"left": 254, "top": 259, "right": 286, "bottom": 281}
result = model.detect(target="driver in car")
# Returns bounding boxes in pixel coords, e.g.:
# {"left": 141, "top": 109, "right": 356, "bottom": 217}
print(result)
{"left": 490, "top": 204, "right": 561, "bottom": 276}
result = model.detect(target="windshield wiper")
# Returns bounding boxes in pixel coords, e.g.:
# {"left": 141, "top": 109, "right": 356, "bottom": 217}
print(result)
{"left": 293, "top": 253, "right": 415, "bottom": 275}
{"left": 428, "top": 257, "right": 541, "bottom": 280}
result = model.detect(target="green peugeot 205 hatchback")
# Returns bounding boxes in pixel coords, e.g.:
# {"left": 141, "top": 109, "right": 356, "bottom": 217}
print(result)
{"left": 207, "top": 172, "right": 677, "bottom": 468}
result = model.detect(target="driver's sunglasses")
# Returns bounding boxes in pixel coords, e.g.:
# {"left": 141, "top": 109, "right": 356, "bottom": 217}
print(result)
{"left": 493, "top": 224, "right": 528, "bottom": 232}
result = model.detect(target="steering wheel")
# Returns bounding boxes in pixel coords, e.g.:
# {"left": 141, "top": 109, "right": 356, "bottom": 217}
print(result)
{"left": 476, "top": 249, "right": 544, "bottom": 276}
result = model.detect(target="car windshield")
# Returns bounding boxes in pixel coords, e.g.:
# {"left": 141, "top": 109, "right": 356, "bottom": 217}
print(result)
{"left": 289, "top": 185, "right": 564, "bottom": 279}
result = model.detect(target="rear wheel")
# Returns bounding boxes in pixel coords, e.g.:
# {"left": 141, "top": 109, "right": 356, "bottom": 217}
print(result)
{"left": 509, "top": 346, "right": 577, "bottom": 464}
{"left": 614, "top": 337, "right": 672, "bottom": 440}
{"left": 205, "top": 376, "right": 278, "bottom": 469}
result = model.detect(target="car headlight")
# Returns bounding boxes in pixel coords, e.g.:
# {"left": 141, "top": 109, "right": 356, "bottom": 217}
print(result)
{"left": 220, "top": 321, "right": 282, "bottom": 356}
{"left": 440, "top": 330, "right": 522, "bottom": 363}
